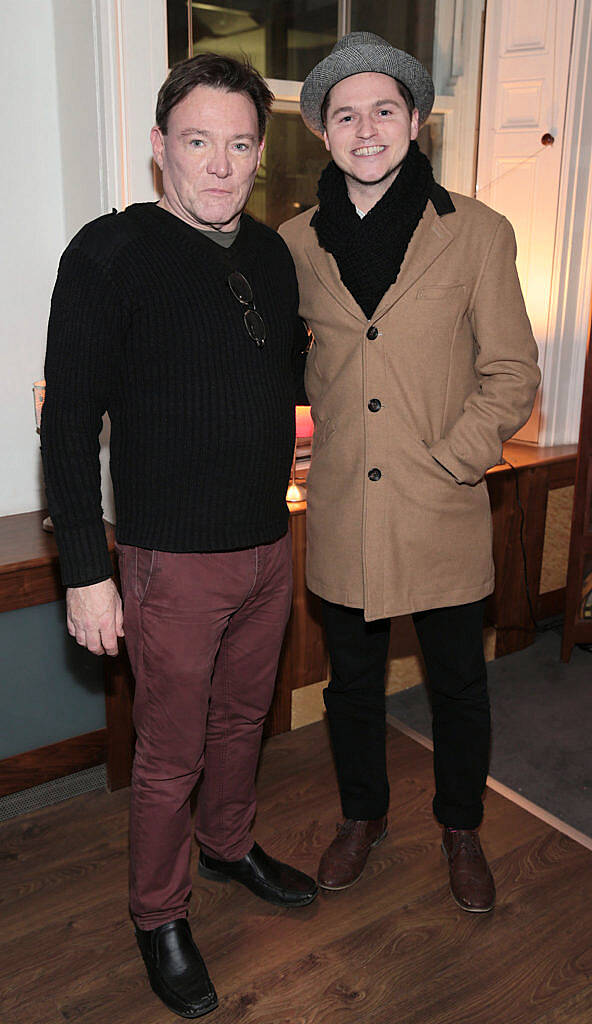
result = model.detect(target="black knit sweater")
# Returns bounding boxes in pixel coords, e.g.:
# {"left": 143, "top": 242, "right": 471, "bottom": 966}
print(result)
{"left": 41, "top": 203, "right": 307, "bottom": 587}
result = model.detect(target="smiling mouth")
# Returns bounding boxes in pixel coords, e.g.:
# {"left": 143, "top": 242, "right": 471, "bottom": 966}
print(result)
{"left": 352, "top": 145, "right": 386, "bottom": 157}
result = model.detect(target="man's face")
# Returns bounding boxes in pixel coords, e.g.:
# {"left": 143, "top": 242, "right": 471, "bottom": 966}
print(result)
{"left": 322, "top": 73, "right": 419, "bottom": 208}
{"left": 151, "top": 85, "right": 265, "bottom": 232}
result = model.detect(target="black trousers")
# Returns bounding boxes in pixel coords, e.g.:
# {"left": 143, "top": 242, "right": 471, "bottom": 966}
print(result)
{"left": 320, "top": 598, "right": 490, "bottom": 830}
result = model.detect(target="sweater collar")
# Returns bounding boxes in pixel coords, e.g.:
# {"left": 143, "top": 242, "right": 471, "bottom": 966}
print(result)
{"left": 129, "top": 202, "right": 256, "bottom": 266}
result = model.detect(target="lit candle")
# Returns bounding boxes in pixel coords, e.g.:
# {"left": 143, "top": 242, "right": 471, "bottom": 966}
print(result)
{"left": 295, "top": 405, "right": 314, "bottom": 438}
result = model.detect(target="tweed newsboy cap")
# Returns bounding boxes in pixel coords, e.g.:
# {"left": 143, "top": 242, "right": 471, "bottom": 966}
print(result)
{"left": 300, "top": 31, "right": 435, "bottom": 136}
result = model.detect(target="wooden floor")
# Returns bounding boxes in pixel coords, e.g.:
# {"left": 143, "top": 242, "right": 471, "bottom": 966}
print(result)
{"left": 2, "top": 721, "right": 592, "bottom": 1024}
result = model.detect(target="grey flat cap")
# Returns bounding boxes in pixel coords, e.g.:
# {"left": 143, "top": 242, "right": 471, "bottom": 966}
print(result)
{"left": 300, "top": 31, "right": 435, "bottom": 136}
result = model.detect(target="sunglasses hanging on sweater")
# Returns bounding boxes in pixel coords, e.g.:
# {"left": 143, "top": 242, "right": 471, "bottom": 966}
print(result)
{"left": 227, "top": 271, "right": 266, "bottom": 348}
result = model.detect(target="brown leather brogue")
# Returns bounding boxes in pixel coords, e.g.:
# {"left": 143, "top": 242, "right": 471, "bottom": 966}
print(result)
{"left": 442, "top": 827, "right": 495, "bottom": 913}
{"left": 318, "top": 816, "right": 388, "bottom": 890}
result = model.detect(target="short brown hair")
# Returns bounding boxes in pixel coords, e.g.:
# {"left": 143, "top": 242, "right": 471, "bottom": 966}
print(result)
{"left": 156, "top": 53, "right": 274, "bottom": 140}
{"left": 321, "top": 76, "right": 415, "bottom": 127}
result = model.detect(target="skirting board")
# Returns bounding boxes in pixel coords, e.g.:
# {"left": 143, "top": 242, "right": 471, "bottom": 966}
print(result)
{"left": 0, "top": 728, "right": 107, "bottom": 797}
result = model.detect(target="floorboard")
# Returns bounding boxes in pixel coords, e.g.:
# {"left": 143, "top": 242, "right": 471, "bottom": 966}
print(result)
{"left": 1, "top": 721, "right": 591, "bottom": 1024}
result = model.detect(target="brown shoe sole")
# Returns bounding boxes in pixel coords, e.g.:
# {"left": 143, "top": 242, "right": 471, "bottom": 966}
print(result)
{"left": 319, "top": 827, "right": 388, "bottom": 892}
{"left": 441, "top": 840, "right": 496, "bottom": 913}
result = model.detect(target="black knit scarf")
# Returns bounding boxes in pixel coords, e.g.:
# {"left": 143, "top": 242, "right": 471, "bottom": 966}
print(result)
{"left": 313, "top": 140, "right": 434, "bottom": 319}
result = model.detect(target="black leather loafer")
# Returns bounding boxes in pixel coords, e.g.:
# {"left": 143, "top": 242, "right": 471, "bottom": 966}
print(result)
{"left": 198, "top": 842, "right": 318, "bottom": 907}
{"left": 135, "top": 918, "right": 218, "bottom": 1019}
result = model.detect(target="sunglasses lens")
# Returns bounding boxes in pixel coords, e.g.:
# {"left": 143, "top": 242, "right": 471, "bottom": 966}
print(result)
{"left": 244, "top": 309, "right": 266, "bottom": 347}
{"left": 228, "top": 271, "right": 253, "bottom": 304}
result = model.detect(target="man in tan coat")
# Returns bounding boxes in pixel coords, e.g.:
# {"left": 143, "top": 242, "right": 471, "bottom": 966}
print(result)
{"left": 279, "top": 32, "right": 540, "bottom": 912}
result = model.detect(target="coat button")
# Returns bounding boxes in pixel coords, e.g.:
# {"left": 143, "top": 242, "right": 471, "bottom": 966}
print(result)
{"left": 368, "top": 467, "right": 382, "bottom": 481}
{"left": 366, "top": 325, "right": 379, "bottom": 340}
{"left": 368, "top": 398, "right": 381, "bottom": 412}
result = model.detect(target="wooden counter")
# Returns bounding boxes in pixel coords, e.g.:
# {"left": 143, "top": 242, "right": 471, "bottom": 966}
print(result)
{"left": 486, "top": 441, "right": 577, "bottom": 655}
{"left": 0, "top": 438, "right": 578, "bottom": 794}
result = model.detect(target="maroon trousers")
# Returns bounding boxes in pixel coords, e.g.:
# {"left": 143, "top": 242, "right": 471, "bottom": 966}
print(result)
{"left": 117, "top": 534, "right": 293, "bottom": 930}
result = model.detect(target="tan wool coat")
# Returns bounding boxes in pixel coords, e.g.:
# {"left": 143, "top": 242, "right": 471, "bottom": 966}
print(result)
{"left": 279, "top": 189, "right": 540, "bottom": 621}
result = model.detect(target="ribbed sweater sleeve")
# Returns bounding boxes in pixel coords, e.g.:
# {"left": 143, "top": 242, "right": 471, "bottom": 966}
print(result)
{"left": 41, "top": 205, "right": 304, "bottom": 587}
{"left": 41, "top": 247, "right": 126, "bottom": 585}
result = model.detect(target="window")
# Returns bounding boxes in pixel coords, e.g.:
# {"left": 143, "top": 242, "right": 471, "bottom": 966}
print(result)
{"left": 167, "top": 1, "right": 339, "bottom": 79}
{"left": 350, "top": 0, "right": 435, "bottom": 73}
{"left": 166, "top": 0, "right": 482, "bottom": 225}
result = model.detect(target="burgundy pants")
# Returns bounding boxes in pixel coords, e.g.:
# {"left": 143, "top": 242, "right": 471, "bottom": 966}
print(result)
{"left": 117, "top": 534, "right": 293, "bottom": 930}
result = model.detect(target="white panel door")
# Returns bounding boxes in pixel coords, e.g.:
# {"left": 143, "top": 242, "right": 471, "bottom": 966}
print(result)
{"left": 476, "top": 0, "right": 575, "bottom": 442}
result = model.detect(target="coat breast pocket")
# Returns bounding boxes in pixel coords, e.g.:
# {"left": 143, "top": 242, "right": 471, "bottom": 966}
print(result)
{"left": 416, "top": 284, "right": 467, "bottom": 302}
{"left": 410, "top": 283, "right": 470, "bottom": 366}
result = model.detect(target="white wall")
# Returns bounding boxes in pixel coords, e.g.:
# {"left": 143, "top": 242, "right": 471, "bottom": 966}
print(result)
{"left": 0, "top": 0, "right": 166, "bottom": 519}
{"left": 0, "top": 1, "right": 67, "bottom": 515}
{"left": 53, "top": 0, "right": 104, "bottom": 241}
{"left": 0, "top": 0, "right": 107, "bottom": 517}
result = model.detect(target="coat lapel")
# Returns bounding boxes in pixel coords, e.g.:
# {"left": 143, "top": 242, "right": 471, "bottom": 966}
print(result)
{"left": 304, "top": 234, "right": 367, "bottom": 324}
{"left": 373, "top": 202, "right": 455, "bottom": 320}
{"left": 302, "top": 199, "right": 455, "bottom": 324}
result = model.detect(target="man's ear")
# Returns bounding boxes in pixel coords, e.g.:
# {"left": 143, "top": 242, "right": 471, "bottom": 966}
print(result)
{"left": 322, "top": 129, "right": 330, "bottom": 154}
{"left": 150, "top": 126, "right": 165, "bottom": 170}
{"left": 410, "top": 108, "right": 419, "bottom": 142}
{"left": 256, "top": 136, "right": 266, "bottom": 171}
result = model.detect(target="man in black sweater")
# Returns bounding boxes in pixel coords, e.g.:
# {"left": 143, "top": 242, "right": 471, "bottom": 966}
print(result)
{"left": 41, "top": 54, "right": 316, "bottom": 1019}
